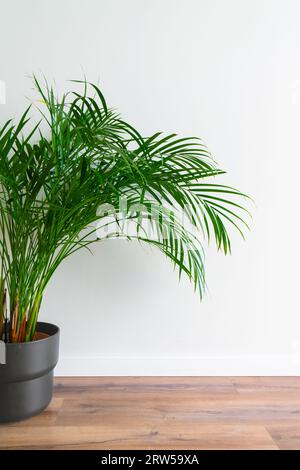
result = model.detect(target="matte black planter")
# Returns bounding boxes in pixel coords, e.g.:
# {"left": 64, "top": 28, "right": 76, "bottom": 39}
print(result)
{"left": 0, "top": 322, "right": 59, "bottom": 423}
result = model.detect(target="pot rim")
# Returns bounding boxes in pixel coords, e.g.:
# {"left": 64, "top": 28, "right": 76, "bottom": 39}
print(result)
{"left": 3, "top": 321, "right": 60, "bottom": 347}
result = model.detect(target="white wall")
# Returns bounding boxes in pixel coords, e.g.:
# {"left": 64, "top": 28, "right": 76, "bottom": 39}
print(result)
{"left": 1, "top": 0, "right": 300, "bottom": 375}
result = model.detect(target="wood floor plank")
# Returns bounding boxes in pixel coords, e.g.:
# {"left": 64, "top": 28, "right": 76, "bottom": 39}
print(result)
{"left": 266, "top": 424, "right": 300, "bottom": 450}
{"left": 0, "top": 424, "right": 277, "bottom": 450}
{"left": 0, "top": 377, "right": 299, "bottom": 449}
{"left": 54, "top": 376, "right": 237, "bottom": 396}
{"left": 54, "top": 396, "right": 300, "bottom": 426}
{"left": 230, "top": 376, "right": 300, "bottom": 393}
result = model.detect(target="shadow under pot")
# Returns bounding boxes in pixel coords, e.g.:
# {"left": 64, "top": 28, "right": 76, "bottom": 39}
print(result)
{"left": 0, "top": 322, "right": 60, "bottom": 423}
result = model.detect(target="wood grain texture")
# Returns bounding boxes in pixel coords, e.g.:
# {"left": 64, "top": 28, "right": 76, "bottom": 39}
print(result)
{"left": 0, "top": 377, "right": 300, "bottom": 449}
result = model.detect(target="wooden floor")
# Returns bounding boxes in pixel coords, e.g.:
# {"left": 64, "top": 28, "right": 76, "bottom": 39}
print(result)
{"left": 1, "top": 377, "right": 300, "bottom": 450}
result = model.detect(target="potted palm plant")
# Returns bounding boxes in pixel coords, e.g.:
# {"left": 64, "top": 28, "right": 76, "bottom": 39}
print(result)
{"left": 0, "top": 78, "right": 249, "bottom": 422}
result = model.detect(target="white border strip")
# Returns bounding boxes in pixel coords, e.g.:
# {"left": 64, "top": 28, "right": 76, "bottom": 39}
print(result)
{"left": 55, "top": 354, "right": 300, "bottom": 376}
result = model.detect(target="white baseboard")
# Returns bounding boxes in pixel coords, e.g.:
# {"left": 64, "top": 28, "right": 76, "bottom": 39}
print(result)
{"left": 55, "top": 354, "right": 300, "bottom": 376}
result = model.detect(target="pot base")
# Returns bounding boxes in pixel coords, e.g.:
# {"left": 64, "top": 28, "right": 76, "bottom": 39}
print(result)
{"left": 0, "top": 371, "right": 53, "bottom": 423}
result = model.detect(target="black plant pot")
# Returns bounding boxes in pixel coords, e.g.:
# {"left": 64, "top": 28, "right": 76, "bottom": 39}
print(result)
{"left": 0, "top": 322, "right": 59, "bottom": 423}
